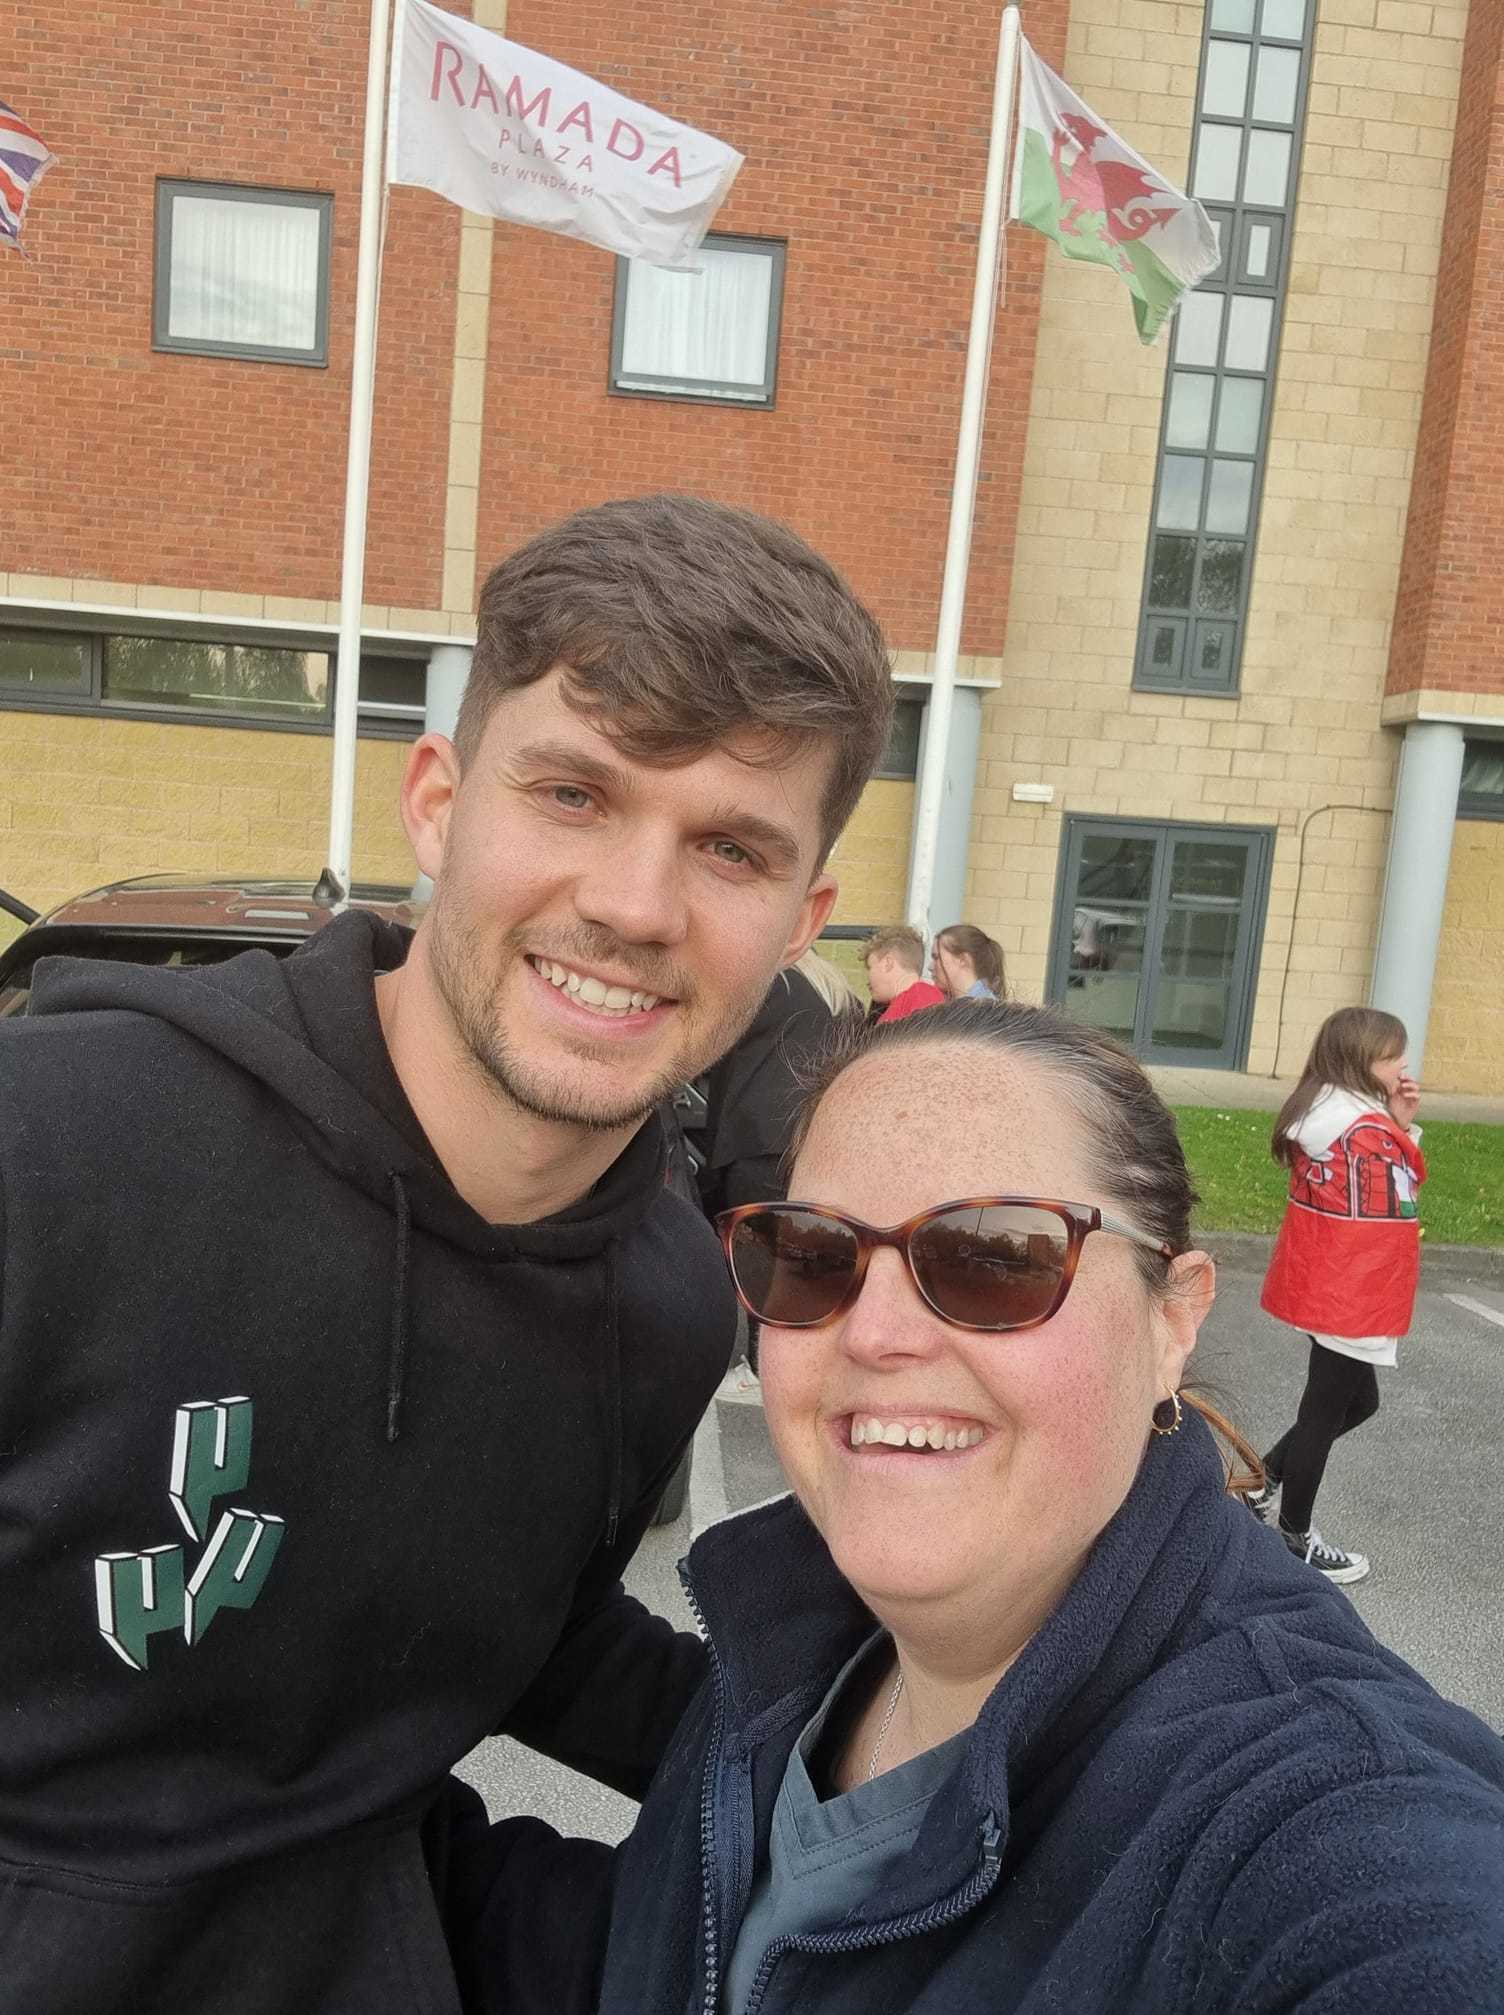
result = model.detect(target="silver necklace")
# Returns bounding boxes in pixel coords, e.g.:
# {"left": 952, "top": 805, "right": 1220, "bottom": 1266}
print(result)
{"left": 867, "top": 1665, "right": 905, "bottom": 1781}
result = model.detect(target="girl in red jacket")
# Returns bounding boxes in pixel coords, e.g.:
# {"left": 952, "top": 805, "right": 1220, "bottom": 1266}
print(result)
{"left": 1251, "top": 1007, "right": 1424, "bottom": 1584}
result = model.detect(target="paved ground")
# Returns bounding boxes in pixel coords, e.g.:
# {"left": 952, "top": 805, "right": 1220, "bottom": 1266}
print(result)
{"left": 457, "top": 1250, "right": 1504, "bottom": 1841}
{"left": 1150, "top": 1063, "right": 1504, "bottom": 1124}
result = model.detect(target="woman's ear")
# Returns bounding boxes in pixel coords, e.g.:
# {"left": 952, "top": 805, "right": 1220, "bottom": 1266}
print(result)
{"left": 1155, "top": 1251, "right": 1216, "bottom": 1393}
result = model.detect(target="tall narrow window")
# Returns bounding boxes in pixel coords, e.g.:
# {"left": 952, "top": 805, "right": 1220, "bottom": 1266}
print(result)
{"left": 1135, "top": 0, "right": 1315, "bottom": 695}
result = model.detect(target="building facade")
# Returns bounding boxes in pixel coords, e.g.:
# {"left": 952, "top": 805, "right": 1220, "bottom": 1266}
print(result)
{"left": 3, "top": 0, "right": 1501, "bottom": 1087}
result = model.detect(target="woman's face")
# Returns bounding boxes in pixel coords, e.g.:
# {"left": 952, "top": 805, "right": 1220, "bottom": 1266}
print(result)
{"left": 759, "top": 1043, "right": 1210, "bottom": 1674}
{"left": 930, "top": 939, "right": 973, "bottom": 998}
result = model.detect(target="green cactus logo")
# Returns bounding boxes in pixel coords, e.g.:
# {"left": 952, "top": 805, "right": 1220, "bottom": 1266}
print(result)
{"left": 95, "top": 1398, "right": 285, "bottom": 1672}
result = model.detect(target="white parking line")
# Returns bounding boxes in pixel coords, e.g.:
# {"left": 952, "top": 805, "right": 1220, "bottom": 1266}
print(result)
{"left": 1445, "top": 1293, "right": 1504, "bottom": 1332}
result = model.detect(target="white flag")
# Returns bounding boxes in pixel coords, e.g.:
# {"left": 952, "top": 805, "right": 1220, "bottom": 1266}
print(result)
{"left": 389, "top": 0, "right": 743, "bottom": 270}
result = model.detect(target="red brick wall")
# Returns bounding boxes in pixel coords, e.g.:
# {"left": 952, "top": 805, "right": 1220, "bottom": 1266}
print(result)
{"left": 1386, "top": 0, "right": 1504, "bottom": 702}
{"left": 1, "top": 2, "right": 455, "bottom": 609}
{"left": 474, "top": 0, "right": 1070, "bottom": 653}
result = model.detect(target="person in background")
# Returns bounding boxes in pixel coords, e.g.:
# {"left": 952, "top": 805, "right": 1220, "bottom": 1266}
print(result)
{"left": 863, "top": 923, "right": 946, "bottom": 1023}
{"left": 931, "top": 922, "right": 1006, "bottom": 1001}
{"left": 688, "top": 946, "right": 862, "bottom": 1385}
{"left": 1250, "top": 1007, "right": 1425, "bottom": 1584}
{"left": 453, "top": 1001, "right": 1504, "bottom": 2015}
{"left": 693, "top": 949, "right": 859, "bottom": 1226}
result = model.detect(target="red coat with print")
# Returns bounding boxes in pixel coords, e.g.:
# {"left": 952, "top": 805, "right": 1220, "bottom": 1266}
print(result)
{"left": 1260, "top": 1108, "right": 1426, "bottom": 1338}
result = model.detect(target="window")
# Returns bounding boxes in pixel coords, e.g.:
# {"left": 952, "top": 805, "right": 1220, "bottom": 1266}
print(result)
{"left": 102, "top": 637, "right": 330, "bottom": 722}
{"left": 355, "top": 654, "right": 427, "bottom": 734}
{"left": 154, "top": 181, "right": 332, "bottom": 365}
{"left": 0, "top": 628, "right": 90, "bottom": 694}
{"left": 0, "top": 627, "right": 426, "bottom": 737}
{"left": 1135, "top": 0, "right": 1315, "bottom": 695}
{"left": 609, "top": 235, "right": 785, "bottom": 406}
{"left": 1459, "top": 739, "right": 1504, "bottom": 822}
{"left": 875, "top": 693, "right": 925, "bottom": 780}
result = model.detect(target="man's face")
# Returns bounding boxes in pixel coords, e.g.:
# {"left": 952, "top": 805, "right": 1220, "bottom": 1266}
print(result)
{"left": 404, "top": 668, "right": 838, "bottom": 1131}
{"left": 864, "top": 950, "right": 904, "bottom": 1005}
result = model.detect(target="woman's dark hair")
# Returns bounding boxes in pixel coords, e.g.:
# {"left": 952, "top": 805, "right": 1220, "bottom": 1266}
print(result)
{"left": 1272, "top": 1006, "right": 1407, "bottom": 1169}
{"left": 935, "top": 924, "right": 1006, "bottom": 998}
{"left": 790, "top": 998, "right": 1260, "bottom": 1493}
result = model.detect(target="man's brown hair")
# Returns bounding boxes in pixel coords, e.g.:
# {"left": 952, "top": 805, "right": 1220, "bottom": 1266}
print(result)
{"left": 455, "top": 494, "right": 893, "bottom": 858}
{"left": 864, "top": 924, "right": 926, "bottom": 976}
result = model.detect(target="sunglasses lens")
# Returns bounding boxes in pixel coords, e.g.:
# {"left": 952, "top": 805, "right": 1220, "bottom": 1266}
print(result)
{"left": 910, "top": 1206, "right": 1071, "bottom": 1329}
{"left": 728, "top": 1209, "right": 861, "bottom": 1327}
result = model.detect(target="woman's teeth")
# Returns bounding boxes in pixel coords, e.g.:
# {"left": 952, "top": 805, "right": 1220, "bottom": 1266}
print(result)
{"left": 849, "top": 1418, "right": 985, "bottom": 1451}
{"left": 533, "top": 958, "right": 661, "bottom": 1016}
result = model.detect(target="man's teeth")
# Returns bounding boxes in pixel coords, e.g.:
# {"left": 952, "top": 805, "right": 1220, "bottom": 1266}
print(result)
{"left": 849, "top": 1418, "right": 986, "bottom": 1451}
{"left": 534, "top": 959, "right": 660, "bottom": 1016}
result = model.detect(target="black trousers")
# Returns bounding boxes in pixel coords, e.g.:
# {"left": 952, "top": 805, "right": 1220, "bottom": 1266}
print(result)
{"left": 1263, "top": 1337, "right": 1381, "bottom": 1536}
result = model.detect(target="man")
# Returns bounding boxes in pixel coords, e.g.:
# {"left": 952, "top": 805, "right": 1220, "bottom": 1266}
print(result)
{"left": 864, "top": 922, "right": 946, "bottom": 1022}
{"left": 0, "top": 495, "right": 892, "bottom": 2014}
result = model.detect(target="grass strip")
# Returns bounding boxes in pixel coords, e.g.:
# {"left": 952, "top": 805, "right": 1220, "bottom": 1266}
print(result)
{"left": 1172, "top": 1107, "right": 1504, "bottom": 1250}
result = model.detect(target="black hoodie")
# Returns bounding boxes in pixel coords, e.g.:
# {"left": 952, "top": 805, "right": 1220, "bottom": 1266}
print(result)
{"left": 0, "top": 911, "right": 734, "bottom": 2015}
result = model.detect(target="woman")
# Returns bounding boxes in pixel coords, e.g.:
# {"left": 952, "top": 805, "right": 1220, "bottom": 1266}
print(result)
{"left": 456, "top": 1003, "right": 1504, "bottom": 2015}
{"left": 930, "top": 922, "right": 1005, "bottom": 1000}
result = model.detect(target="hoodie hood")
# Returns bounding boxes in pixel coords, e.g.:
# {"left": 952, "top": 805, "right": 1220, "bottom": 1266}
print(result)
{"left": 28, "top": 911, "right": 669, "bottom": 1470}
{"left": 26, "top": 909, "right": 669, "bottom": 1264}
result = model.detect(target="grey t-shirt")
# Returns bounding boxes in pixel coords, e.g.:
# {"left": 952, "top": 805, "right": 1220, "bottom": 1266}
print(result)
{"left": 722, "top": 1635, "right": 969, "bottom": 2015}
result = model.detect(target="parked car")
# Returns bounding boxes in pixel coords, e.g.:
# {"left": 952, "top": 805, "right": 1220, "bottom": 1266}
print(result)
{"left": 0, "top": 873, "right": 695, "bottom": 1522}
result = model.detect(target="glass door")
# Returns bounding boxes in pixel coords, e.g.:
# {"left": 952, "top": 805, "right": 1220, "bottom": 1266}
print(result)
{"left": 1050, "top": 818, "right": 1272, "bottom": 1068}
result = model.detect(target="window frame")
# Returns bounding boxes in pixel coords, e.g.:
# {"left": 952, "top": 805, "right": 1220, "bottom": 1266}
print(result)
{"left": 872, "top": 691, "right": 926, "bottom": 781}
{"left": 152, "top": 179, "right": 334, "bottom": 368}
{"left": 608, "top": 233, "right": 787, "bottom": 409}
{"left": 0, "top": 624, "right": 428, "bottom": 741}
{"left": 1458, "top": 735, "right": 1504, "bottom": 823}
{"left": 1133, "top": 0, "right": 1317, "bottom": 698}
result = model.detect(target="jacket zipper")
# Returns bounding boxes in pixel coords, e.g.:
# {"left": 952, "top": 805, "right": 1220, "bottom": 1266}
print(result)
{"left": 678, "top": 1566, "right": 729, "bottom": 2015}
{"left": 737, "top": 1816, "right": 1003, "bottom": 2015}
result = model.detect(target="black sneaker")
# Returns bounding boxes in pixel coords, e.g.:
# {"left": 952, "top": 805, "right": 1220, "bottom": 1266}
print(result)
{"left": 1280, "top": 1524, "right": 1370, "bottom": 1585}
{"left": 1245, "top": 1473, "right": 1280, "bottom": 1522}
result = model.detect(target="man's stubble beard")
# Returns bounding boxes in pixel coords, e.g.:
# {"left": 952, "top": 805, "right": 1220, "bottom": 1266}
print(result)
{"left": 426, "top": 894, "right": 770, "bottom": 1134}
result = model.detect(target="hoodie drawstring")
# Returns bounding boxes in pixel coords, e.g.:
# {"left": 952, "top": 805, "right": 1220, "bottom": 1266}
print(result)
{"left": 387, "top": 1172, "right": 413, "bottom": 1444}
{"left": 603, "top": 1242, "right": 624, "bottom": 1549}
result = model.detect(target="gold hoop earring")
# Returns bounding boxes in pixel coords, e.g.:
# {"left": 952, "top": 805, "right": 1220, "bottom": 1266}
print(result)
{"left": 1150, "top": 1391, "right": 1184, "bottom": 1437}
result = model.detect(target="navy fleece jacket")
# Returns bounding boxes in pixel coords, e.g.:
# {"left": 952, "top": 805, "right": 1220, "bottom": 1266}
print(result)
{"left": 453, "top": 1412, "right": 1504, "bottom": 2015}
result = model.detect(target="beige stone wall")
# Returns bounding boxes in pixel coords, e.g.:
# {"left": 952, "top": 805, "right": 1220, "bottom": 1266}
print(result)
{"left": 0, "top": 713, "right": 912, "bottom": 951}
{"left": 0, "top": 713, "right": 414, "bottom": 920}
{"left": 825, "top": 780, "right": 915, "bottom": 934}
{"left": 965, "top": 0, "right": 1469, "bottom": 1078}
{"left": 1427, "top": 817, "right": 1504, "bottom": 1097}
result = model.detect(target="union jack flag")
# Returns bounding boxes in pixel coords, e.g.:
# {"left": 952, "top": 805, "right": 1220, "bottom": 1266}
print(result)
{"left": 0, "top": 99, "right": 57, "bottom": 252}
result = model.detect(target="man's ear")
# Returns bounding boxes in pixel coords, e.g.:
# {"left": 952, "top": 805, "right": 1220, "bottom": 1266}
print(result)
{"left": 399, "top": 734, "right": 462, "bottom": 882}
{"left": 780, "top": 873, "right": 840, "bottom": 967}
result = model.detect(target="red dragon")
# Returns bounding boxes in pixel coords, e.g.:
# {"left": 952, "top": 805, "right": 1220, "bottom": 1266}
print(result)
{"left": 1050, "top": 113, "right": 1179, "bottom": 272}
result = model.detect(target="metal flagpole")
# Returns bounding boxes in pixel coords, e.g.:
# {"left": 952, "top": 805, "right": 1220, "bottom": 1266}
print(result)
{"left": 323, "top": 0, "right": 400, "bottom": 900}
{"left": 905, "top": 2, "right": 1022, "bottom": 937}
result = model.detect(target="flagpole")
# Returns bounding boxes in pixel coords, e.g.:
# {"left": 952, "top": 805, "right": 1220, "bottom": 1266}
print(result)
{"left": 324, "top": 0, "right": 399, "bottom": 900}
{"left": 905, "top": 2, "right": 1022, "bottom": 939}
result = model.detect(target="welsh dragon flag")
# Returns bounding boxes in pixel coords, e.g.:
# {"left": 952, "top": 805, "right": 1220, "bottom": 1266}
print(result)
{"left": 1011, "top": 39, "right": 1218, "bottom": 344}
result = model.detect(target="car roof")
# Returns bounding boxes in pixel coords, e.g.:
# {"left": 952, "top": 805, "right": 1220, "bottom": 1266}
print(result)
{"left": 25, "top": 874, "right": 424, "bottom": 943}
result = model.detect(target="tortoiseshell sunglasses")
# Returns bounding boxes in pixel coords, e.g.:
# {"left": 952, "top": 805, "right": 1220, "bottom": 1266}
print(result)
{"left": 716, "top": 1197, "right": 1173, "bottom": 1334}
